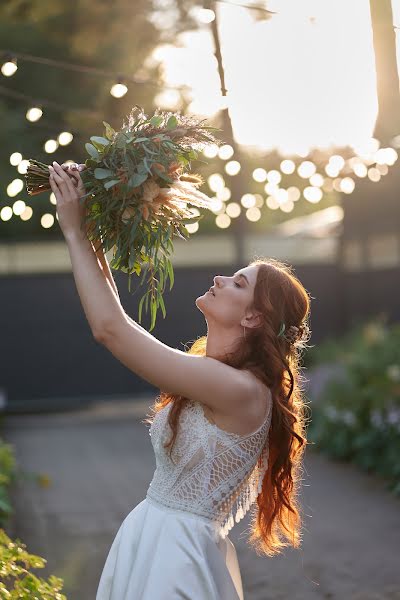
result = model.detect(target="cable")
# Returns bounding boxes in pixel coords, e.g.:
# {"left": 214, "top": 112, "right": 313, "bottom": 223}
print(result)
{"left": 0, "top": 84, "right": 102, "bottom": 119}
{"left": 0, "top": 49, "right": 191, "bottom": 93}
{"left": 215, "top": 0, "right": 277, "bottom": 16}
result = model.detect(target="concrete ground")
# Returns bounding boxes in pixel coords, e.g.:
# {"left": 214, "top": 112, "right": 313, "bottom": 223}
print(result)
{"left": 2, "top": 394, "right": 400, "bottom": 600}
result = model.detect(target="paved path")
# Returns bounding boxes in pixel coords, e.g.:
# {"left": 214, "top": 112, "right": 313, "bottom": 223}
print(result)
{"left": 2, "top": 396, "right": 400, "bottom": 600}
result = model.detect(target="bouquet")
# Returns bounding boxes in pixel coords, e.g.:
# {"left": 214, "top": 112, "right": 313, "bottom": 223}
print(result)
{"left": 26, "top": 106, "right": 221, "bottom": 330}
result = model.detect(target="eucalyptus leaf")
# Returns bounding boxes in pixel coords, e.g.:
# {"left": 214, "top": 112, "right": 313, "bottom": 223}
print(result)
{"left": 128, "top": 172, "right": 148, "bottom": 188}
{"left": 103, "top": 121, "right": 116, "bottom": 140}
{"left": 85, "top": 143, "right": 99, "bottom": 159}
{"left": 150, "top": 115, "right": 163, "bottom": 127}
{"left": 167, "top": 115, "right": 178, "bottom": 129}
{"left": 91, "top": 136, "right": 110, "bottom": 147}
{"left": 94, "top": 168, "right": 114, "bottom": 180}
{"left": 104, "top": 179, "right": 120, "bottom": 190}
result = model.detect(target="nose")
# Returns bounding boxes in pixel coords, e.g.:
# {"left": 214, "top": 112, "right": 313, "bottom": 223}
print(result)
{"left": 213, "top": 275, "right": 223, "bottom": 287}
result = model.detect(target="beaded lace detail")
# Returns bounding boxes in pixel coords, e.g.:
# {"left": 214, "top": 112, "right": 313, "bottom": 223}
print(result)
{"left": 146, "top": 396, "right": 273, "bottom": 541}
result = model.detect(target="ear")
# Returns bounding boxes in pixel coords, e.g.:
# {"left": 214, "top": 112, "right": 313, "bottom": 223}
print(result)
{"left": 241, "top": 310, "right": 263, "bottom": 330}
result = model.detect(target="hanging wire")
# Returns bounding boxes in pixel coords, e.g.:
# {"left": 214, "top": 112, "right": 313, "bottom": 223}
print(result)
{"left": 215, "top": 0, "right": 278, "bottom": 16}
{"left": 0, "top": 49, "right": 191, "bottom": 92}
{"left": 0, "top": 84, "right": 102, "bottom": 119}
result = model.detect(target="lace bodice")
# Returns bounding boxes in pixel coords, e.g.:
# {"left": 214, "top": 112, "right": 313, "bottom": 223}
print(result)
{"left": 146, "top": 397, "right": 273, "bottom": 541}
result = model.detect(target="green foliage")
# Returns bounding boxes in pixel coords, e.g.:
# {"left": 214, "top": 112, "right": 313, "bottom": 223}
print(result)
{"left": 26, "top": 107, "right": 220, "bottom": 330}
{"left": 0, "top": 529, "right": 66, "bottom": 599}
{"left": 0, "top": 439, "right": 16, "bottom": 528}
{"left": 308, "top": 314, "right": 400, "bottom": 495}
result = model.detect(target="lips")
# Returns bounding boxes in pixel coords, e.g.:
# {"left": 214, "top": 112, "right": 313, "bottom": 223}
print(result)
{"left": 208, "top": 287, "right": 215, "bottom": 296}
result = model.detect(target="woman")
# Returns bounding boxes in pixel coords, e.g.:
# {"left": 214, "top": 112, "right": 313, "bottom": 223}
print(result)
{"left": 49, "top": 161, "right": 312, "bottom": 600}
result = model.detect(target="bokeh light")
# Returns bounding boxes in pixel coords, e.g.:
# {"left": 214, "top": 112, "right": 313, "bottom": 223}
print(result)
{"left": 225, "top": 160, "right": 241, "bottom": 175}
{"left": 216, "top": 213, "right": 231, "bottom": 228}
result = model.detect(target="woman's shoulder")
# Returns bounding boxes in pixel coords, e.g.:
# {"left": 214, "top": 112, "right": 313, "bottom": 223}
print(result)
{"left": 240, "top": 369, "right": 272, "bottom": 415}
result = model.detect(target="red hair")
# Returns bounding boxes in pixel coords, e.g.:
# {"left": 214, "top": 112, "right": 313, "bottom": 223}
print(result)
{"left": 145, "top": 258, "right": 312, "bottom": 556}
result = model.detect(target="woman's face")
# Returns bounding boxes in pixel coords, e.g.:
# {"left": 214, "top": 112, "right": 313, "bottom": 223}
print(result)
{"left": 196, "top": 264, "right": 260, "bottom": 328}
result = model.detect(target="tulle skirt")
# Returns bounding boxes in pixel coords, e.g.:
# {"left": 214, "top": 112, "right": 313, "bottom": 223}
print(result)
{"left": 96, "top": 495, "right": 244, "bottom": 599}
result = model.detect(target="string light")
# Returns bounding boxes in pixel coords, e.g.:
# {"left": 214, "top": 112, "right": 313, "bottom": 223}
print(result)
{"left": 216, "top": 214, "right": 231, "bottom": 228}
{"left": 44, "top": 139, "right": 58, "bottom": 153}
{"left": 266, "top": 170, "right": 281, "bottom": 184}
{"left": 218, "top": 187, "right": 231, "bottom": 201}
{"left": 368, "top": 167, "right": 381, "bottom": 182}
{"left": 1, "top": 57, "right": 17, "bottom": 77}
{"left": 20, "top": 206, "right": 33, "bottom": 221}
{"left": 218, "top": 144, "right": 234, "bottom": 160}
{"left": 185, "top": 222, "right": 199, "bottom": 233}
{"left": 264, "top": 182, "right": 279, "bottom": 195}
{"left": 226, "top": 202, "right": 241, "bottom": 217}
{"left": 298, "top": 160, "right": 316, "bottom": 178}
{"left": 225, "top": 160, "right": 241, "bottom": 175}
{"left": 203, "top": 144, "right": 219, "bottom": 158}
{"left": 12, "top": 200, "right": 26, "bottom": 215}
{"left": 7, "top": 178, "right": 24, "bottom": 197}
{"left": 194, "top": 7, "right": 216, "bottom": 23}
{"left": 303, "top": 186, "right": 323, "bottom": 203}
{"left": 252, "top": 167, "right": 267, "bottom": 182}
{"left": 208, "top": 173, "right": 225, "bottom": 192}
{"left": 110, "top": 80, "right": 128, "bottom": 98}
{"left": 287, "top": 186, "right": 301, "bottom": 201}
{"left": 210, "top": 198, "right": 225, "bottom": 213}
{"left": 241, "top": 193, "right": 256, "bottom": 208}
{"left": 246, "top": 207, "right": 261, "bottom": 222}
{"left": 280, "top": 201, "right": 294, "bottom": 213}
{"left": 26, "top": 107, "right": 43, "bottom": 122}
{"left": 17, "top": 160, "right": 30, "bottom": 175}
{"left": 280, "top": 159, "right": 296, "bottom": 174}
{"left": 0, "top": 206, "right": 13, "bottom": 221}
{"left": 266, "top": 196, "right": 280, "bottom": 210}
{"left": 41, "top": 214, "right": 55, "bottom": 228}
{"left": 9, "top": 152, "right": 22, "bottom": 166}
{"left": 340, "top": 177, "right": 355, "bottom": 194}
{"left": 58, "top": 131, "right": 73, "bottom": 146}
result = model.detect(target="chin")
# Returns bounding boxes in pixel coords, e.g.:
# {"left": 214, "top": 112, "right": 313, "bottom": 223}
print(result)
{"left": 195, "top": 295, "right": 208, "bottom": 313}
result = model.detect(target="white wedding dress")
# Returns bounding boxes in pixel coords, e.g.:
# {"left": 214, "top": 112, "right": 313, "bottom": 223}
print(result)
{"left": 96, "top": 396, "right": 272, "bottom": 600}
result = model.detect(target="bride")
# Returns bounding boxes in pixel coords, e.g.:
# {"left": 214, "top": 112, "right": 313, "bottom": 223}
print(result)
{"left": 49, "top": 161, "right": 312, "bottom": 600}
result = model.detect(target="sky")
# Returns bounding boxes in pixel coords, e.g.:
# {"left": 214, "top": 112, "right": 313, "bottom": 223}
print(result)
{"left": 150, "top": 0, "right": 399, "bottom": 155}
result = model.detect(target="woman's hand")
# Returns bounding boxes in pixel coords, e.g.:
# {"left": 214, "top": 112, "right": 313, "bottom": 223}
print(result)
{"left": 49, "top": 161, "right": 87, "bottom": 240}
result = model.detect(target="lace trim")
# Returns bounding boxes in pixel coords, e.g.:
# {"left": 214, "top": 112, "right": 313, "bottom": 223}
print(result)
{"left": 217, "top": 433, "right": 270, "bottom": 539}
{"left": 147, "top": 396, "right": 273, "bottom": 541}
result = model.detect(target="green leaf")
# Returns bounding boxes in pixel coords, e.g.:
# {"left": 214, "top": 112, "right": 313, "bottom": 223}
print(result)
{"left": 104, "top": 179, "right": 120, "bottom": 190}
{"left": 150, "top": 115, "right": 163, "bottom": 127}
{"left": 85, "top": 143, "right": 99, "bottom": 159}
{"left": 94, "top": 168, "right": 114, "bottom": 180}
{"left": 138, "top": 294, "right": 146, "bottom": 324}
{"left": 150, "top": 297, "right": 157, "bottom": 331}
{"left": 158, "top": 292, "right": 167, "bottom": 319}
{"left": 166, "top": 259, "right": 174, "bottom": 290}
{"left": 133, "top": 137, "right": 150, "bottom": 143}
{"left": 103, "top": 121, "right": 116, "bottom": 140}
{"left": 128, "top": 172, "right": 148, "bottom": 188}
{"left": 166, "top": 115, "right": 178, "bottom": 129}
{"left": 90, "top": 136, "right": 110, "bottom": 147}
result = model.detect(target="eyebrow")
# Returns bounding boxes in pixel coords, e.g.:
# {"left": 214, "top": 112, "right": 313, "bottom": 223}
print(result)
{"left": 234, "top": 272, "right": 250, "bottom": 285}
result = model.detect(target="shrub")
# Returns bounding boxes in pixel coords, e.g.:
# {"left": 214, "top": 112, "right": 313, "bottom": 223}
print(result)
{"left": 308, "top": 314, "right": 400, "bottom": 496}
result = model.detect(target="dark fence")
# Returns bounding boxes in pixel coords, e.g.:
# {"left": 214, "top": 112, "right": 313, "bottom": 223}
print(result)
{"left": 1, "top": 261, "right": 398, "bottom": 409}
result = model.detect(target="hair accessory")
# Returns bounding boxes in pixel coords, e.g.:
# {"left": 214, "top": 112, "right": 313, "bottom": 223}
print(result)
{"left": 277, "top": 322, "right": 286, "bottom": 338}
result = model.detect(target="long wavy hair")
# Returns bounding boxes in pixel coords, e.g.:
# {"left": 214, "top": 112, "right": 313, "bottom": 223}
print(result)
{"left": 144, "top": 257, "right": 313, "bottom": 556}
